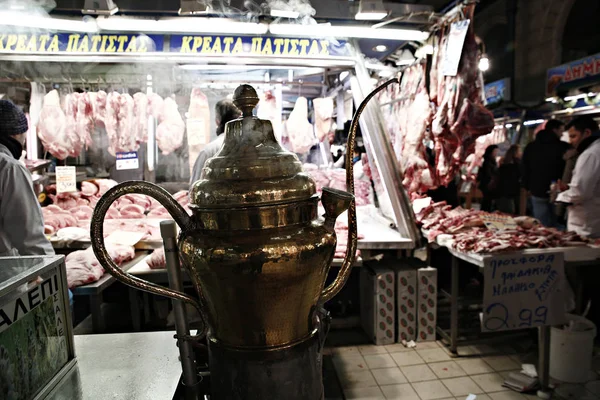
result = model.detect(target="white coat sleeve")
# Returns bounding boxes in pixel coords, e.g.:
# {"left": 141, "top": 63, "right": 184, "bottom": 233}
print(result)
{"left": 556, "top": 150, "right": 600, "bottom": 205}
{"left": 0, "top": 163, "right": 54, "bottom": 256}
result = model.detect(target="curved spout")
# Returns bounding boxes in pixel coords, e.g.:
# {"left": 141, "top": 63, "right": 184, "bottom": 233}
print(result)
{"left": 321, "top": 78, "right": 398, "bottom": 304}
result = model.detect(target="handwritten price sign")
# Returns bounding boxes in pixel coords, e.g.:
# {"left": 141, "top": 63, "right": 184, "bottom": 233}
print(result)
{"left": 482, "top": 251, "right": 566, "bottom": 332}
{"left": 481, "top": 213, "right": 518, "bottom": 232}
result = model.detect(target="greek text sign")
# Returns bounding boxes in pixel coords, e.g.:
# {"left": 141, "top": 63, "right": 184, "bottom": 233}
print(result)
{"left": 0, "top": 33, "right": 164, "bottom": 53}
{"left": 170, "top": 35, "right": 350, "bottom": 58}
{"left": 482, "top": 252, "right": 566, "bottom": 332}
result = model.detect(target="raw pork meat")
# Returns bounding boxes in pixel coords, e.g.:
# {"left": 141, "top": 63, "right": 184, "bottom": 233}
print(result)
{"left": 133, "top": 92, "right": 149, "bottom": 144}
{"left": 283, "top": 97, "right": 314, "bottom": 154}
{"left": 257, "top": 90, "right": 280, "bottom": 140}
{"left": 105, "top": 92, "right": 121, "bottom": 156}
{"left": 77, "top": 92, "right": 95, "bottom": 148}
{"left": 313, "top": 98, "right": 334, "bottom": 142}
{"left": 117, "top": 93, "right": 136, "bottom": 153}
{"left": 37, "top": 90, "right": 69, "bottom": 160}
{"left": 148, "top": 93, "right": 165, "bottom": 121}
{"left": 64, "top": 93, "right": 85, "bottom": 158}
{"left": 70, "top": 205, "right": 94, "bottom": 220}
{"left": 187, "top": 88, "right": 211, "bottom": 175}
{"left": 94, "top": 90, "right": 107, "bottom": 126}
{"left": 147, "top": 248, "right": 166, "bottom": 269}
{"left": 156, "top": 97, "right": 185, "bottom": 155}
{"left": 81, "top": 181, "right": 99, "bottom": 197}
{"left": 430, "top": 5, "right": 494, "bottom": 186}
{"left": 94, "top": 179, "right": 118, "bottom": 195}
{"left": 66, "top": 244, "right": 135, "bottom": 288}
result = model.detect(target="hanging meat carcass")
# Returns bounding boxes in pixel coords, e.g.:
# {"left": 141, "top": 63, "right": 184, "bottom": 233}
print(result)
{"left": 133, "top": 92, "right": 149, "bottom": 144}
{"left": 257, "top": 90, "right": 280, "bottom": 140}
{"left": 187, "top": 88, "right": 211, "bottom": 175}
{"left": 313, "top": 97, "right": 334, "bottom": 143}
{"left": 399, "top": 64, "right": 435, "bottom": 193}
{"left": 77, "top": 92, "right": 95, "bottom": 149}
{"left": 105, "top": 92, "right": 121, "bottom": 156}
{"left": 283, "top": 97, "right": 314, "bottom": 154}
{"left": 156, "top": 97, "right": 185, "bottom": 155}
{"left": 431, "top": 4, "right": 494, "bottom": 186}
{"left": 117, "top": 93, "right": 136, "bottom": 153}
{"left": 37, "top": 90, "right": 70, "bottom": 160}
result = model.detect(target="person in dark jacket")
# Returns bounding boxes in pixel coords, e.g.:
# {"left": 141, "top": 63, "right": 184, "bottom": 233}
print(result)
{"left": 521, "top": 119, "right": 568, "bottom": 227}
{"left": 496, "top": 144, "right": 521, "bottom": 214}
{"left": 477, "top": 145, "right": 499, "bottom": 212}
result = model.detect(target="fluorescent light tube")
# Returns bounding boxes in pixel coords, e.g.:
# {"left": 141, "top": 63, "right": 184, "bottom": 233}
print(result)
{"left": 269, "top": 23, "right": 428, "bottom": 41}
{"left": 270, "top": 9, "right": 300, "bottom": 19}
{"left": 0, "top": 13, "right": 98, "bottom": 33}
{"left": 97, "top": 16, "right": 268, "bottom": 35}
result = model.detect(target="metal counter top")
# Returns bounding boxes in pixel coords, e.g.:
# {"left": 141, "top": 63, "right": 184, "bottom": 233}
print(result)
{"left": 46, "top": 331, "right": 182, "bottom": 400}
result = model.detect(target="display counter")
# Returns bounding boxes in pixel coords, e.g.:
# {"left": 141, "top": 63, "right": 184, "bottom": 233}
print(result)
{"left": 46, "top": 331, "right": 182, "bottom": 400}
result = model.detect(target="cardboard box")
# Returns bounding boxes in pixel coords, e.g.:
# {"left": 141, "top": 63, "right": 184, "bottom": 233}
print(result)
{"left": 395, "top": 266, "right": 418, "bottom": 342}
{"left": 417, "top": 267, "right": 438, "bottom": 342}
{"left": 360, "top": 265, "right": 395, "bottom": 345}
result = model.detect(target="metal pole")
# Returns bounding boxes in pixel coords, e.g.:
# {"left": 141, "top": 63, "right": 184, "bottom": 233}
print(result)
{"left": 537, "top": 326, "right": 552, "bottom": 399}
{"left": 450, "top": 255, "right": 459, "bottom": 354}
{"left": 160, "top": 220, "right": 199, "bottom": 400}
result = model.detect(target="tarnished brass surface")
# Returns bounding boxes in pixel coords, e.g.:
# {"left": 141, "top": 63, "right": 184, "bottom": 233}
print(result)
{"left": 180, "top": 223, "right": 335, "bottom": 348}
{"left": 88, "top": 81, "right": 395, "bottom": 350}
{"left": 190, "top": 197, "right": 318, "bottom": 231}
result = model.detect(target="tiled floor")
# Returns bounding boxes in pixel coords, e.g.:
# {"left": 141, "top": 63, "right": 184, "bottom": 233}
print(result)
{"left": 327, "top": 341, "right": 600, "bottom": 400}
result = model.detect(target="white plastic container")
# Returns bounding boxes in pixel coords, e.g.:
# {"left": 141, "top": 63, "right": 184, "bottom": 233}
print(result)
{"left": 550, "top": 314, "right": 597, "bottom": 383}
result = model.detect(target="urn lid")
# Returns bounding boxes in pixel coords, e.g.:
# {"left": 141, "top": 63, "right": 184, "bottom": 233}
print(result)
{"left": 190, "top": 84, "right": 316, "bottom": 209}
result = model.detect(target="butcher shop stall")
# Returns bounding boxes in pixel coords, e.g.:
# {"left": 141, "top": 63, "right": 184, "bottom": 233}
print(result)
{"left": 0, "top": 17, "right": 432, "bottom": 341}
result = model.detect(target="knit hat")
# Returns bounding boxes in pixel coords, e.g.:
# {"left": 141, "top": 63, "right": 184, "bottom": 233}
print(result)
{"left": 0, "top": 100, "right": 28, "bottom": 137}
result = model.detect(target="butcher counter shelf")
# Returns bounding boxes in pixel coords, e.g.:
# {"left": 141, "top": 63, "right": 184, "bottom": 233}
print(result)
{"left": 45, "top": 331, "right": 182, "bottom": 400}
{"left": 71, "top": 253, "right": 149, "bottom": 333}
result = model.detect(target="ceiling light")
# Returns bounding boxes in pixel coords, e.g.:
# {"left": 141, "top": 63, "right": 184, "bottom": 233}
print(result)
{"left": 355, "top": 0, "right": 388, "bottom": 20}
{"left": 269, "top": 23, "right": 428, "bottom": 41}
{"left": 0, "top": 12, "right": 98, "bottom": 33}
{"left": 374, "top": 45, "right": 388, "bottom": 52}
{"left": 179, "top": 0, "right": 211, "bottom": 15}
{"left": 523, "top": 119, "right": 545, "bottom": 126}
{"left": 545, "top": 97, "right": 556, "bottom": 103}
{"left": 178, "top": 64, "right": 323, "bottom": 72}
{"left": 270, "top": 9, "right": 300, "bottom": 19}
{"left": 505, "top": 123, "right": 513, "bottom": 128}
{"left": 97, "top": 16, "right": 268, "bottom": 35}
{"left": 564, "top": 93, "right": 588, "bottom": 101}
{"left": 82, "top": 0, "right": 118, "bottom": 15}
{"left": 478, "top": 54, "right": 490, "bottom": 72}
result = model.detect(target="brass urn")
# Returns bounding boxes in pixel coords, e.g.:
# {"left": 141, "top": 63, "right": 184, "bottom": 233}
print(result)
{"left": 90, "top": 80, "right": 396, "bottom": 399}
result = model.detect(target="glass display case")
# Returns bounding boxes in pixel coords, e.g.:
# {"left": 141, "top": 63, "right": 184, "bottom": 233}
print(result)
{"left": 0, "top": 255, "right": 75, "bottom": 400}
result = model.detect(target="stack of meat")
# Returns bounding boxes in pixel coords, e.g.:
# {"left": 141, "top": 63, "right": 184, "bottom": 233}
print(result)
{"left": 303, "top": 164, "right": 372, "bottom": 206}
{"left": 66, "top": 243, "right": 135, "bottom": 288}
{"left": 376, "top": 4, "right": 494, "bottom": 194}
{"left": 42, "top": 180, "right": 191, "bottom": 238}
{"left": 334, "top": 218, "right": 364, "bottom": 259}
{"left": 37, "top": 90, "right": 185, "bottom": 160}
{"left": 416, "top": 200, "right": 591, "bottom": 253}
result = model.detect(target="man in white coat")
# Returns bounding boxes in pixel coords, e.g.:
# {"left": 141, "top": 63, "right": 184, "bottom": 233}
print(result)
{"left": 0, "top": 100, "right": 54, "bottom": 256}
{"left": 556, "top": 131, "right": 600, "bottom": 238}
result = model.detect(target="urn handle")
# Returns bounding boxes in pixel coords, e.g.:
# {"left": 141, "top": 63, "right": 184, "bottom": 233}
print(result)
{"left": 89, "top": 181, "right": 207, "bottom": 337}
{"left": 320, "top": 78, "right": 398, "bottom": 304}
